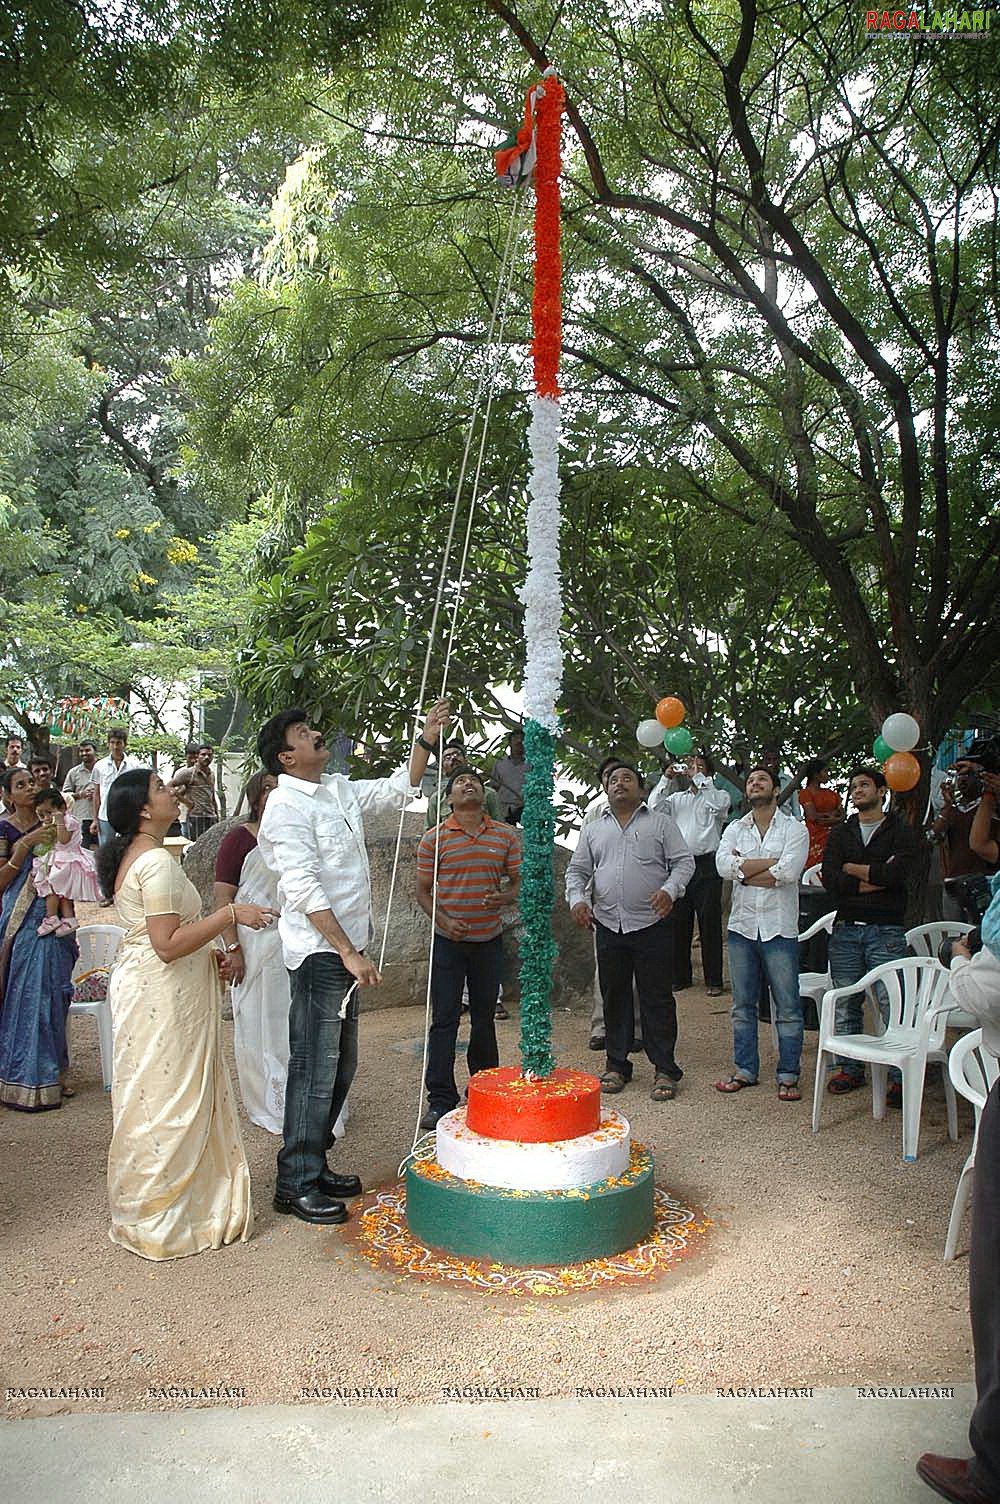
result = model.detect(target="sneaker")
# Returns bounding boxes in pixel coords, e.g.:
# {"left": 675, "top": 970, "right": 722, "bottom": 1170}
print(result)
{"left": 54, "top": 918, "right": 79, "bottom": 937}
{"left": 827, "top": 1070, "right": 865, "bottom": 1095}
{"left": 37, "top": 915, "right": 62, "bottom": 936}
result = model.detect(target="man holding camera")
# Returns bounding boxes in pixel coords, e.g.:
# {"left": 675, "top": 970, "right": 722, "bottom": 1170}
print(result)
{"left": 928, "top": 745, "right": 1000, "bottom": 922}
{"left": 918, "top": 877, "right": 1000, "bottom": 1504}
{"left": 649, "top": 750, "right": 730, "bottom": 995}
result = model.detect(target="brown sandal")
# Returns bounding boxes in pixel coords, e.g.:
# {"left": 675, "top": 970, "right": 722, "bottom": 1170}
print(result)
{"left": 651, "top": 1075, "right": 677, "bottom": 1101}
{"left": 599, "top": 1071, "right": 628, "bottom": 1094}
{"left": 777, "top": 1082, "right": 802, "bottom": 1101}
{"left": 714, "top": 1076, "right": 758, "bottom": 1093}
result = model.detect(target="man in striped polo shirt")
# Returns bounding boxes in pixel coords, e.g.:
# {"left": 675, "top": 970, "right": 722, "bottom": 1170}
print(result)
{"left": 415, "top": 767, "right": 521, "bottom": 1130}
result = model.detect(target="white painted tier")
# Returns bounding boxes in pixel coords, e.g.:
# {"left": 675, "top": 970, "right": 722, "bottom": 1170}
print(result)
{"left": 435, "top": 1107, "right": 631, "bottom": 1191}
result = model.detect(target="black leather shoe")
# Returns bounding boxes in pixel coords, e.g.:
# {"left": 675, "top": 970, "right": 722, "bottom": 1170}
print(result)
{"left": 588, "top": 1033, "right": 605, "bottom": 1051}
{"left": 273, "top": 1189, "right": 348, "bottom": 1224}
{"left": 419, "top": 1108, "right": 444, "bottom": 1131}
{"left": 318, "top": 1169, "right": 362, "bottom": 1198}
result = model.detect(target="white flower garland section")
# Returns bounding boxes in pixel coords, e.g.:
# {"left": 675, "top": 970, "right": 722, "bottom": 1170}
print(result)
{"left": 520, "top": 395, "right": 563, "bottom": 733}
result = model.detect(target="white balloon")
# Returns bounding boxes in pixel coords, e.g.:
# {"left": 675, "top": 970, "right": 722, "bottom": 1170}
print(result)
{"left": 881, "top": 712, "right": 920, "bottom": 752}
{"left": 636, "top": 718, "right": 665, "bottom": 748}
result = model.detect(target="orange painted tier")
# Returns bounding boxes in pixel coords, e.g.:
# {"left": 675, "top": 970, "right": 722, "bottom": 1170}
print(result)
{"left": 466, "top": 1067, "right": 601, "bottom": 1143}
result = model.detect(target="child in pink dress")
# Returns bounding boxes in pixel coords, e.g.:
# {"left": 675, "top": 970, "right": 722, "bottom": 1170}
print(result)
{"left": 32, "top": 786, "right": 101, "bottom": 936}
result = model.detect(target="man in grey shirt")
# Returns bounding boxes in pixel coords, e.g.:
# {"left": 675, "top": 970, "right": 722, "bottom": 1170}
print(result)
{"left": 62, "top": 739, "right": 99, "bottom": 848}
{"left": 566, "top": 762, "right": 694, "bottom": 1101}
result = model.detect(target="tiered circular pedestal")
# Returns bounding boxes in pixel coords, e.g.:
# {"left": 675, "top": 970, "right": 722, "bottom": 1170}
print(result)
{"left": 405, "top": 1067, "right": 655, "bottom": 1265}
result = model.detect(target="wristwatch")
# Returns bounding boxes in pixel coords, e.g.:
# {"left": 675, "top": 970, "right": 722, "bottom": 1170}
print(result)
{"left": 225, "top": 942, "right": 242, "bottom": 954}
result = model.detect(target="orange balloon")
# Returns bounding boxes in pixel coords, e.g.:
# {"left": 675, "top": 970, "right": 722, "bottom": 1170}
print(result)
{"left": 883, "top": 752, "right": 920, "bottom": 792}
{"left": 655, "top": 696, "right": 686, "bottom": 729}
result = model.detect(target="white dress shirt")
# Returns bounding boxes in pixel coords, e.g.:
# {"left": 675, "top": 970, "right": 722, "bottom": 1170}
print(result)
{"left": 257, "top": 765, "right": 419, "bottom": 971}
{"left": 716, "top": 809, "right": 809, "bottom": 940}
{"left": 566, "top": 804, "right": 695, "bottom": 934}
{"left": 94, "top": 753, "right": 147, "bottom": 820}
{"left": 650, "top": 775, "right": 730, "bottom": 855}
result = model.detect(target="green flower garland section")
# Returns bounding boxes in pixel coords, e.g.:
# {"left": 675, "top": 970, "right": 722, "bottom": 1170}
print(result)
{"left": 518, "top": 717, "right": 557, "bottom": 1077}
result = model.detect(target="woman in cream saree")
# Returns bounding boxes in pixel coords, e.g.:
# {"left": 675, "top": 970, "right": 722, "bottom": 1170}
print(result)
{"left": 101, "top": 770, "right": 272, "bottom": 1261}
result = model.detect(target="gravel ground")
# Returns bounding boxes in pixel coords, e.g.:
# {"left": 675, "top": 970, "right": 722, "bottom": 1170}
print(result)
{"left": 1, "top": 915, "right": 974, "bottom": 1422}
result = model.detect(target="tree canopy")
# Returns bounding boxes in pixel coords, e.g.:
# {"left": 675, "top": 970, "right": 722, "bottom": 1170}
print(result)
{"left": 182, "top": 0, "right": 1000, "bottom": 782}
{"left": 4, "top": 0, "right": 998, "bottom": 789}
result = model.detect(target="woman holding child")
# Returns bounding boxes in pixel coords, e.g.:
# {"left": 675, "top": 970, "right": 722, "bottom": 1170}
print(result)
{"left": 0, "top": 765, "right": 78, "bottom": 1110}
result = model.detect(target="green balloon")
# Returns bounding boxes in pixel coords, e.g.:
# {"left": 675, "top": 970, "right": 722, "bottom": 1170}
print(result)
{"left": 663, "top": 726, "right": 694, "bottom": 756}
{"left": 873, "top": 735, "right": 892, "bottom": 762}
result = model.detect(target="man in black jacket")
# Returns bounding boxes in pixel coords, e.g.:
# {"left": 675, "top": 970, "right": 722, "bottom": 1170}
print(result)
{"left": 821, "top": 765, "right": 919, "bottom": 1104}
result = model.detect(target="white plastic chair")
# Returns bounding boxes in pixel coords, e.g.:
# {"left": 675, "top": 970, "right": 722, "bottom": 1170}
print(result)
{"left": 69, "top": 924, "right": 125, "bottom": 1092}
{"left": 811, "top": 955, "right": 957, "bottom": 1161}
{"left": 802, "top": 863, "right": 825, "bottom": 887}
{"left": 944, "top": 1030, "right": 999, "bottom": 1262}
{"left": 906, "top": 921, "right": 978, "bottom": 1031}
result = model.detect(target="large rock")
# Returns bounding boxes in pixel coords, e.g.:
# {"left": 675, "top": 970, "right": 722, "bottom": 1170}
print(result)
{"left": 182, "top": 813, "right": 594, "bottom": 1012}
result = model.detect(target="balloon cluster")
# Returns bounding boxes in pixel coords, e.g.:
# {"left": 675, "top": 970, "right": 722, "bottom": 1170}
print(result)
{"left": 873, "top": 713, "right": 921, "bottom": 792}
{"left": 636, "top": 697, "right": 692, "bottom": 757}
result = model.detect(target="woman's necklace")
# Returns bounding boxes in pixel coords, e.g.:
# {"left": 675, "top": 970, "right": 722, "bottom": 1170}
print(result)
{"left": 132, "top": 832, "right": 163, "bottom": 850}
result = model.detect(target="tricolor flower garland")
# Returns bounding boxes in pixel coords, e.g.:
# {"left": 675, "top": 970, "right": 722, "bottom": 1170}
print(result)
{"left": 498, "top": 72, "right": 565, "bottom": 1079}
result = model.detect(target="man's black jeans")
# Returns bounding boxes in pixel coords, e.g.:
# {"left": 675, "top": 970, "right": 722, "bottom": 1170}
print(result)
{"left": 672, "top": 853, "right": 723, "bottom": 989}
{"left": 425, "top": 933, "right": 502, "bottom": 1113}
{"left": 595, "top": 917, "right": 682, "bottom": 1081}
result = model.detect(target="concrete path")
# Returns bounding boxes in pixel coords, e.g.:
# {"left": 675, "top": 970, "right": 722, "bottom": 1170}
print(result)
{"left": 0, "top": 1386, "right": 973, "bottom": 1502}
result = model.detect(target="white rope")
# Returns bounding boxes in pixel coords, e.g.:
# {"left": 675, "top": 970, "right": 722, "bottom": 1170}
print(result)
{"left": 378, "top": 188, "right": 529, "bottom": 1174}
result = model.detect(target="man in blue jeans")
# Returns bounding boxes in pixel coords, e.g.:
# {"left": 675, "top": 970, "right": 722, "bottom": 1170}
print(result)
{"left": 715, "top": 766, "right": 809, "bottom": 1099}
{"left": 257, "top": 698, "right": 451, "bottom": 1224}
{"left": 821, "top": 764, "right": 919, "bottom": 1105}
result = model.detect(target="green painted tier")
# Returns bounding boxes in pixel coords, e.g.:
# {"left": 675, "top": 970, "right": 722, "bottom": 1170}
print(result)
{"left": 405, "top": 1146, "right": 655, "bottom": 1266}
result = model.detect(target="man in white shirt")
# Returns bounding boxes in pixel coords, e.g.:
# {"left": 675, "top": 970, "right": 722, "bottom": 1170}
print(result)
{"left": 566, "top": 762, "right": 694, "bottom": 1102}
{"left": 257, "top": 698, "right": 450, "bottom": 1226}
{"left": 94, "top": 728, "right": 147, "bottom": 845}
{"left": 649, "top": 751, "right": 730, "bottom": 995}
{"left": 714, "top": 766, "right": 809, "bottom": 1098}
{"left": 3, "top": 734, "right": 25, "bottom": 770}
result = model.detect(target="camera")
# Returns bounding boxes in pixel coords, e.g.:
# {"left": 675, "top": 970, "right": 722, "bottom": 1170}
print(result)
{"left": 966, "top": 735, "right": 1000, "bottom": 775}
{"left": 954, "top": 735, "right": 1000, "bottom": 799}
{"left": 943, "top": 872, "right": 994, "bottom": 926}
{"left": 938, "top": 928, "right": 983, "bottom": 967}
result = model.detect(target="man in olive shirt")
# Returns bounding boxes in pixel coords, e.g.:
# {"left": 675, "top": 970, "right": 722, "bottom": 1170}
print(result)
{"left": 425, "top": 741, "right": 502, "bottom": 829}
{"left": 170, "top": 742, "right": 220, "bottom": 840}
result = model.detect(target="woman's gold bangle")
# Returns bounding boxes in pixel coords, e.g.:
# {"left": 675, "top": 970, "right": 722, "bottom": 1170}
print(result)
{"left": 229, "top": 903, "right": 237, "bottom": 929}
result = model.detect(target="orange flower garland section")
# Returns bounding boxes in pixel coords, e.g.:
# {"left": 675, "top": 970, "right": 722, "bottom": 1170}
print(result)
{"left": 531, "top": 74, "right": 564, "bottom": 400}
